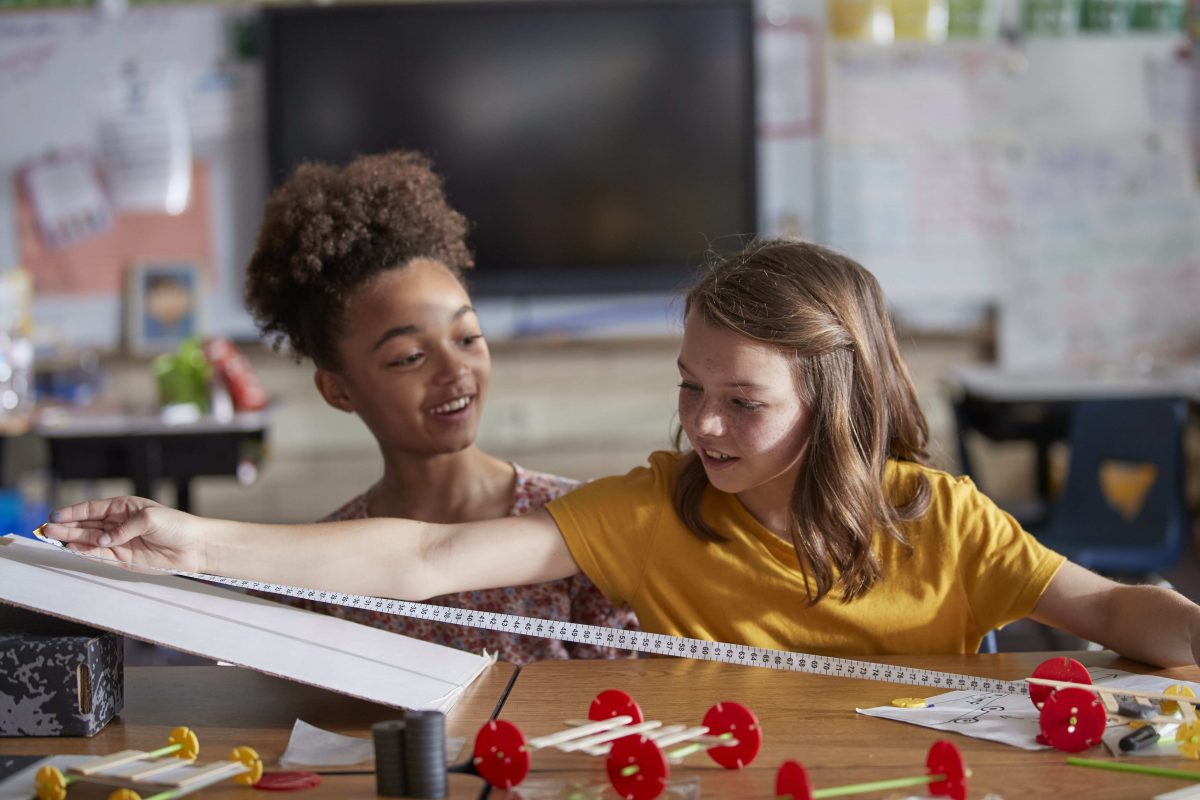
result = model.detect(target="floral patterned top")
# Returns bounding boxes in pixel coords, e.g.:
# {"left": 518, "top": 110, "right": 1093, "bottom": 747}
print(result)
{"left": 286, "top": 463, "right": 638, "bottom": 664}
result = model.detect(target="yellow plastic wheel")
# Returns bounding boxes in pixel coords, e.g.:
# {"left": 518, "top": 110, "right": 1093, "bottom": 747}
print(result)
{"left": 34, "top": 765, "right": 67, "bottom": 800}
{"left": 1175, "top": 720, "right": 1200, "bottom": 759}
{"left": 1162, "top": 685, "right": 1196, "bottom": 716}
{"left": 168, "top": 726, "right": 200, "bottom": 760}
{"left": 230, "top": 746, "right": 263, "bottom": 786}
{"left": 107, "top": 790, "right": 142, "bottom": 800}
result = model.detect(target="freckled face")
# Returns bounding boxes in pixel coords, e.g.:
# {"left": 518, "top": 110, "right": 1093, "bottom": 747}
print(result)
{"left": 677, "top": 313, "right": 810, "bottom": 499}
{"left": 332, "top": 259, "right": 490, "bottom": 457}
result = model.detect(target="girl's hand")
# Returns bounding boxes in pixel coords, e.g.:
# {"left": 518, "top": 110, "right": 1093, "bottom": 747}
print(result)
{"left": 41, "top": 496, "right": 206, "bottom": 574}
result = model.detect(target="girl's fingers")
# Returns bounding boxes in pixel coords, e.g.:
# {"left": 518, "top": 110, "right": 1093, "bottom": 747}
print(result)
{"left": 50, "top": 496, "right": 158, "bottom": 524}
{"left": 44, "top": 520, "right": 110, "bottom": 533}
{"left": 44, "top": 523, "right": 117, "bottom": 547}
{"left": 101, "top": 517, "right": 150, "bottom": 548}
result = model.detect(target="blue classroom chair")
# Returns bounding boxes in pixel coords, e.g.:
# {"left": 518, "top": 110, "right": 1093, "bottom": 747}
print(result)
{"left": 1027, "top": 397, "right": 1190, "bottom": 578}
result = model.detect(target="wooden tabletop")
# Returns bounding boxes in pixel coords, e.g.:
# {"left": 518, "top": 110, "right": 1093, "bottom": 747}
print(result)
{"left": 492, "top": 652, "right": 1200, "bottom": 799}
{"left": 5, "top": 653, "right": 1200, "bottom": 799}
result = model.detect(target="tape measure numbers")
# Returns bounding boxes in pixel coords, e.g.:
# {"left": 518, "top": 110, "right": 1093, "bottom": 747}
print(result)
{"left": 188, "top": 571, "right": 1028, "bottom": 696}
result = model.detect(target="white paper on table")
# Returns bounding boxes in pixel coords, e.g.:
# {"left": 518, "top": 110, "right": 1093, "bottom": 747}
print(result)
{"left": 280, "top": 719, "right": 376, "bottom": 767}
{"left": 279, "top": 719, "right": 467, "bottom": 768}
{"left": 858, "top": 666, "right": 1200, "bottom": 753}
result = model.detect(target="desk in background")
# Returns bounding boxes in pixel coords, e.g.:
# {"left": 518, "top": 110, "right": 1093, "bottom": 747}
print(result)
{"left": 948, "top": 364, "right": 1200, "bottom": 507}
{"left": 35, "top": 407, "right": 270, "bottom": 513}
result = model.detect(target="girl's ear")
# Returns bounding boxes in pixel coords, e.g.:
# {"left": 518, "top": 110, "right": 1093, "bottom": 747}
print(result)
{"left": 314, "top": 369, "right": 356, "bottom": 413}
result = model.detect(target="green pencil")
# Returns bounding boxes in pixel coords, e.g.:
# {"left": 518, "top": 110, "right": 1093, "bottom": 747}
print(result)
{"left": 1066, "top": 757, "right": 1200, "bottom": 781}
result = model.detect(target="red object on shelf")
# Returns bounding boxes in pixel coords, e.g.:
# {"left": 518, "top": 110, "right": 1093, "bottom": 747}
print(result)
{"left": 203, "top": 337, "right": 268, "bottom": 412}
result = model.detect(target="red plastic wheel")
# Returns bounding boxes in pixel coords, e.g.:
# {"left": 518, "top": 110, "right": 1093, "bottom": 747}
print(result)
{"left": 1038, "top": 686, "right": 1106, "bottom": 753}
{"left": 472, "top": 719, "right": 531, "bottom": 789}
{"left": 1029, "top": 656, "right": 1091, "bottom": 709}
{"left": 774, "top": 760, "right": 814, "bottom": 800}
{"left": 925, "top": 740, "right": 968, "bottom": 800}
{"left": 590, "top": 689, "right": 645, "bottom": 724}
{"left": 701, "top": 701, "right": 762, "bottom": 769}
{"left": 607, "top": 733, "right": 670, "bottom": 800}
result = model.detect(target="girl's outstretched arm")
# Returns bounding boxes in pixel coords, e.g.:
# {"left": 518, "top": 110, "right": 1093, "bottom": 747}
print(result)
{"left": 42, "top": 497, "right": 580, "bottom": 601}
{"left": 1031, "top": 561, "right": 1200, "bottom": 667}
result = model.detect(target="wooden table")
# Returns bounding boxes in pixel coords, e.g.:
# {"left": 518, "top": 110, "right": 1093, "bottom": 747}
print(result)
{"left": 5, "top": 653, "right": 1200, "bottom": 799}
{"left": 493, "top": 652, "right": 1200, "bottom": 799}
{"left": 0, "top": 663, "right": 515, "bottom": 799}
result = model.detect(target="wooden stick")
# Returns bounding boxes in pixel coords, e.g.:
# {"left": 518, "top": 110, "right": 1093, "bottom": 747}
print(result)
{"left": 1028, "top": 678, "right": 1198, "bottom": 707}
{"left": 648, "top": 726, "right": 713, "bottom": 749}
{"left": 527, "top": 716, "right": 634, "bottom": 748}
{"left": 72, "top": 750, "right": 148, "bottom": 776}
{"left": 556, "top": 720, "right": 663, "bottom": 752}
{"left": 163, "top": 760, "right": 246, "bottom": 788}
{"left": 125, "top": 758, "right": 196, "bottom": 781}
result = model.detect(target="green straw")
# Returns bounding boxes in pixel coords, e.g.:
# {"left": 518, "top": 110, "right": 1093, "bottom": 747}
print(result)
{"left": 665, "top": 732, "right": 733, "bottom": 761}
{"left": 811, "top": 773, "right": 947, "bottom": 798}
{"left": 144, "top": 742, "right": 183, "bottom": 759}
{"left": 1066, "top": 757, "right": 1200, "bottom": 781}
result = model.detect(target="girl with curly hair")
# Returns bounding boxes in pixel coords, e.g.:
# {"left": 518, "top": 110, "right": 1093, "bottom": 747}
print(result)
{"left": 240, "top": 150, "right": 636, "bottom": 664}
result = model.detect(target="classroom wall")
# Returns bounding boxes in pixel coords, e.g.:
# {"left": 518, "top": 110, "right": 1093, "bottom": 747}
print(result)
{"left": 0, "top": 0, "right": 827, "bottom": 348}
{"left": 2, "top": 3, "right": 1197, "bottom": 364}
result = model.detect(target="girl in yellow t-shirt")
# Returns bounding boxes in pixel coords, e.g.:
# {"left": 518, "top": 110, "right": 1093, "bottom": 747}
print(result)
{"left": 44, "top": 239, "right": 1200, "bottom": 666}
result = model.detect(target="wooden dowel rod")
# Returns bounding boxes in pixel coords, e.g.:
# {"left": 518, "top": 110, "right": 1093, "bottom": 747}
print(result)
{"left": 528, "top": 716, "right": 634, "bottom": 748}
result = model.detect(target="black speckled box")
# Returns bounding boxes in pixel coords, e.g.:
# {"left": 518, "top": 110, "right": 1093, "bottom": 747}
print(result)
{"left": 0, "top": 606, "right": 124, "bottom": 736}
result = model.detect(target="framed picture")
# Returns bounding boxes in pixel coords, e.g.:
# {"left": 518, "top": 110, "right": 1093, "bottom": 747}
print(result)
{"left": 125, "top": 262, "right": 204, "bottom": 354}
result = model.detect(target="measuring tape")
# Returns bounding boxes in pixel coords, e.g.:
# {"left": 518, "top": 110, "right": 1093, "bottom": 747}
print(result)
{"left": 23, "top": 532, "right": 1029, "bottom": 695}
{"left": 188, "top": 571, "right": 1029, "bottom": 696}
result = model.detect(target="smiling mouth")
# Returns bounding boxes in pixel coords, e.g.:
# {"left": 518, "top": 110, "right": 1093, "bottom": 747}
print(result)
{"left": 430, "top": 396, "right": 474, "bottom": 415}
{"left": 703, "top": 448, "right": 737, "bottom": 462}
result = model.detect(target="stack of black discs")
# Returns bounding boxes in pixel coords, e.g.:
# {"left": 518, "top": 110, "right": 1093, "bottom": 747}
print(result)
{"left": 372, "top": 719, "right": 407, "bottom": 796}
{"left": 402, "top": 710, "right": 448, "bottom": 799}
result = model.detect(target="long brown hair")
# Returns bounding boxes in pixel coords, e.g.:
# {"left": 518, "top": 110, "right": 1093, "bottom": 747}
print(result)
{"left": 672, "top": 239, "right": 931, "bottom": 603}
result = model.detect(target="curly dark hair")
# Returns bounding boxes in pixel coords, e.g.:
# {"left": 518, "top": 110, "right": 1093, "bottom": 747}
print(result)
{"left": 244, "top": 151, "right": 473, "bottom": 368}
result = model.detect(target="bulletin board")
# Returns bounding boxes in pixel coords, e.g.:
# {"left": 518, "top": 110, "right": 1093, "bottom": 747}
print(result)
{"left": 15, "top": 160, "right": 215, "bottom": 295}
{"left": 0, "top": 7, "right": 265, "bottom": 348}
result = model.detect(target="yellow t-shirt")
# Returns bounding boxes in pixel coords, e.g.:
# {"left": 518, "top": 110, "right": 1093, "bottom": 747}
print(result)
{"left": 546, "top": 451, "right": 1065, "bottom": 656}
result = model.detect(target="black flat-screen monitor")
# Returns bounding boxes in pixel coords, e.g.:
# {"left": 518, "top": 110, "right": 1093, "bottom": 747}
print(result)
{"left": 262, "top": 0, "right": 757, "bottom": 296}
